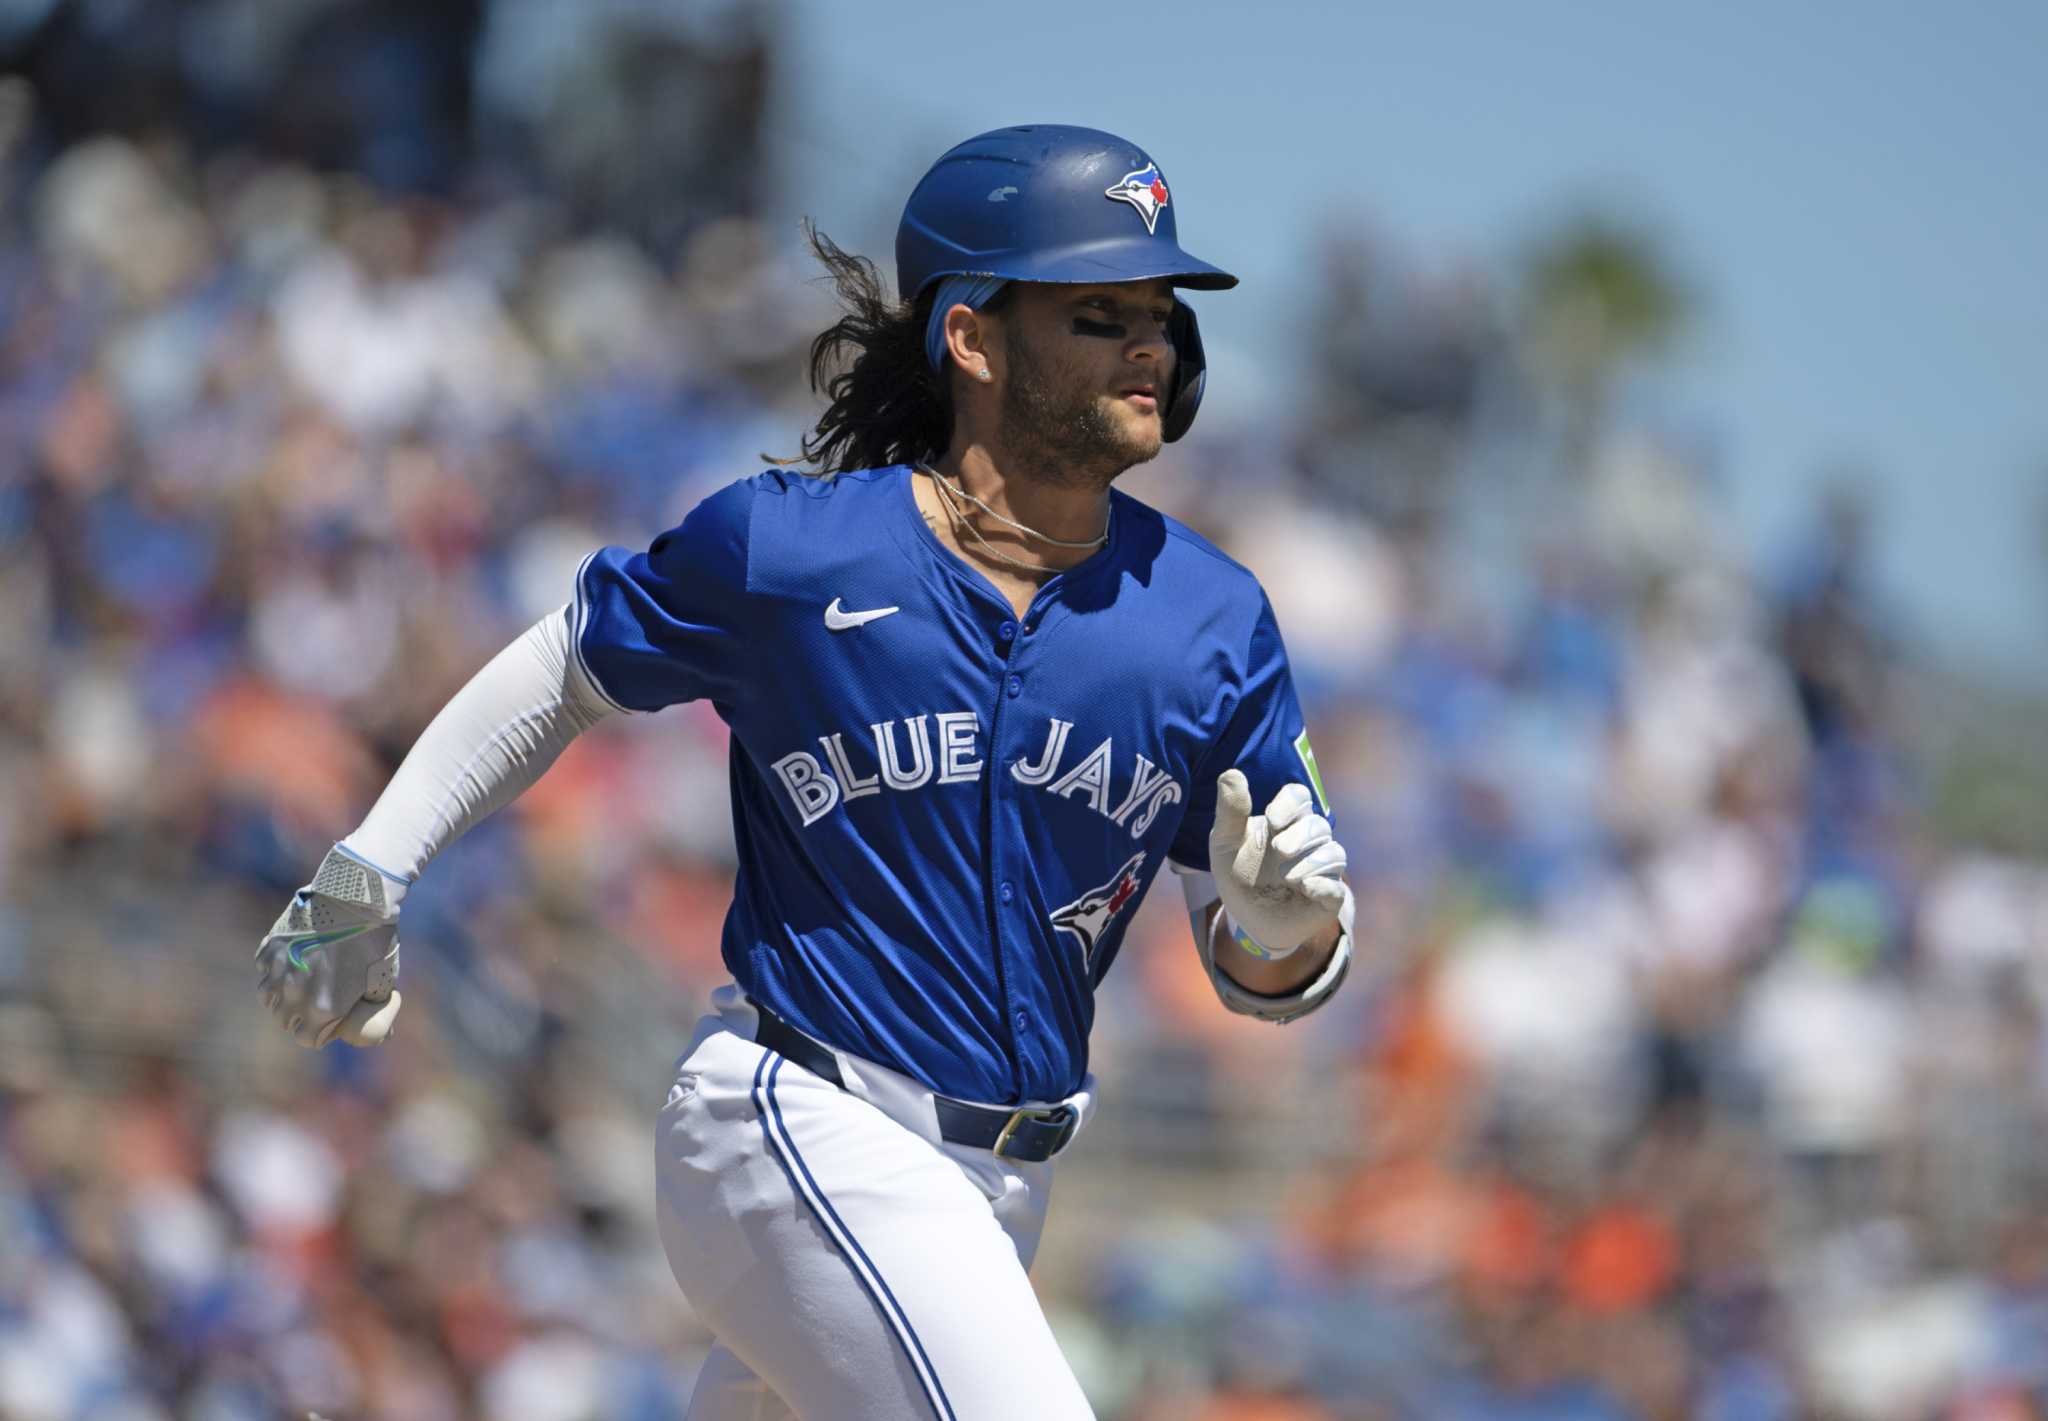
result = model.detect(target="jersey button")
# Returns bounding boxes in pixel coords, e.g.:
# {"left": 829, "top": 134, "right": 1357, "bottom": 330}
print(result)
{"left": 1006, "top": 674, "right": 1023, "bottom": 698}
{"left": 999, "top": 881, "right": 1015, "bottom": 905}
{"left": 1015, "top": 1010, "right": 1029, "bottom": 1030}
{"left": 997, "top": 620, "right": 1016, "bottom": 642}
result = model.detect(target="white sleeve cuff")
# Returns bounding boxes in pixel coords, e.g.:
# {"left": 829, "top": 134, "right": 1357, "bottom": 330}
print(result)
{"left": 1176, "top": 864, "right": 1353, "bottom": 1025}
{"left": 341, "top": 605, "right": 614, "bottom": 883}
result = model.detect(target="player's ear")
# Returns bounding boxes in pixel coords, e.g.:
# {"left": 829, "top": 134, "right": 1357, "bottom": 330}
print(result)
{"left": 941, "top": 304, "right": 998, "bottom": 387}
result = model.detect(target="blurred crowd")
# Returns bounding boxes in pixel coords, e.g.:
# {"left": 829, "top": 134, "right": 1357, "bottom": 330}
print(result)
{"left": 3, "top": 7, "right": 2048, "bottom": 1419}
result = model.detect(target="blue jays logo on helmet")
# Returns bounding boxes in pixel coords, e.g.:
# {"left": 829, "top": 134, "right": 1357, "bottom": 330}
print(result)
{"left": 1104, "top": 165, "right": 1170, "bottom": 236}
{"left": 1051, "top": 851, "right": 1147, "bottom": 966}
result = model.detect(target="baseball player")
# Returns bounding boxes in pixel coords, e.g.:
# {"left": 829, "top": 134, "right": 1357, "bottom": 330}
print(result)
{"left": 256, "top": 125, "right": 1354, "bottom": 1419}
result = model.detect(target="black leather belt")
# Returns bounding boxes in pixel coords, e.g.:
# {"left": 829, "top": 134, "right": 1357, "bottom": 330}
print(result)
{"left": 752, "top": 1004, "right": 1081, "bottom": 1163}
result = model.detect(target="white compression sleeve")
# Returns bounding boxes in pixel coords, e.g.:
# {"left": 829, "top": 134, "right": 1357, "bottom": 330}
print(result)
{"left": 339, "top": 605, "right": 615, "bottom": 883}
{"left": 1172, "top": 864, "right": 1353, "bottom": 1025}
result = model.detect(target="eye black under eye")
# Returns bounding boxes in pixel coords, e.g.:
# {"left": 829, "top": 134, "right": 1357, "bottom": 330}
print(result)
{"left": 1071, "top": 314, "right": 1127, "bottom": 339}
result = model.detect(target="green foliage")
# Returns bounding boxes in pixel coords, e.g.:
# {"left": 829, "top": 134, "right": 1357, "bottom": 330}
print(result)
{"left": 1521, "top": 214, "right": 1687, "bottom": 391}
{"left": 1516, "top": 211, "right": 1691, "bottom": 480}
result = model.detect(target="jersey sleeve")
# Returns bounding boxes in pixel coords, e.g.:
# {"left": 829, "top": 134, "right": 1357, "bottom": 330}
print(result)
{"left": 1169, "top": 592, "right": 1327, "bottom": 871}
{"left": 572, "top": 478, "right": 756, "bottom": 713}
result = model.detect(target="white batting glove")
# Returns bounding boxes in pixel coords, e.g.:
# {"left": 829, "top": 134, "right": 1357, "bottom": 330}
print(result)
{"left": 1208, "top": 769, "right": 1348, "bottom": 957}
{"left": 255, "top": 847, "right": 405, "bottom": 1048}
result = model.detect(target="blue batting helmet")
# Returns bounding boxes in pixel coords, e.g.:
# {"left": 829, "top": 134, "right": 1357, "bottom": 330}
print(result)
{"left": 897, "top": 125, "right": 1237, "bottom": 442}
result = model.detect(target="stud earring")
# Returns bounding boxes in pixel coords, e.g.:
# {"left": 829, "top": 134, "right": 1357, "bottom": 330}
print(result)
{"left": 976, "top": 368, "right": 992, "bottom": 382}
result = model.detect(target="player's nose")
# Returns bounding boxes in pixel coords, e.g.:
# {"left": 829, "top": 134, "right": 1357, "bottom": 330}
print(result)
{"left": 1129, "top": 313, "right": 1172, "bottom": 359}
{"left": 1124, "top": 322, "right": 1173, "bottom": 375}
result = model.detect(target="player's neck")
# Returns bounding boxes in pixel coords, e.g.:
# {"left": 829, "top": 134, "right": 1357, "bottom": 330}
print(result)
{"left": 926, "top": 444, "right": 1112, "bottom": 558}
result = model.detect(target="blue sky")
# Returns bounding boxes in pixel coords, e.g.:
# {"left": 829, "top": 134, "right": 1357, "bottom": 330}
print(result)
{"left": 769, "top": 0, "right": 2046, "bottom": 686}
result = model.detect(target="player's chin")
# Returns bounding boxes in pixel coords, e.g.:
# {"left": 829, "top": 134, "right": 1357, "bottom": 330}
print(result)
{"left": 1104, "top": 399, "right": 1165, "bottom": 462}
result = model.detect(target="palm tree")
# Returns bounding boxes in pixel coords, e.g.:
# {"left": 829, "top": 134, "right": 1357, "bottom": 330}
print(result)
{"left": 1519, "top": 214, "right": 1688, "bottom": 480}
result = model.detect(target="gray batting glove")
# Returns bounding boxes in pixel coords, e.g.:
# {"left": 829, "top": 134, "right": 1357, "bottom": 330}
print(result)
{"left": 256, "top": 847, "right": 405, "bottom": 1048}
{"left": 1208, "top": 769, "right": 1349, "bottom": 954}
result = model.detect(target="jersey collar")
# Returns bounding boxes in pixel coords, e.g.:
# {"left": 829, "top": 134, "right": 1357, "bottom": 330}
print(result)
{"left": 891, "top": 464, "right": 1127, "bottom": 612}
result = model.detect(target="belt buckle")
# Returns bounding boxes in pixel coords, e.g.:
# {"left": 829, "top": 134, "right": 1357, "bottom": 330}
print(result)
{"left": 993, "top": 1103, "right": 1079, "bottom": 1161}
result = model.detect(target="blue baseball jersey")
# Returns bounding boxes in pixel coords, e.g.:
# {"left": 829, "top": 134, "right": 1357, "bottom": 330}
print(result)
{"left": 573, "top": 465, "right": 1322, "bottom": 1105}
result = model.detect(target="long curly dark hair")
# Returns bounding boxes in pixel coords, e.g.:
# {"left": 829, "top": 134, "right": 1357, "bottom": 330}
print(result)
{"left": 794, "top": 221, "right": 1008, "bottom": 475}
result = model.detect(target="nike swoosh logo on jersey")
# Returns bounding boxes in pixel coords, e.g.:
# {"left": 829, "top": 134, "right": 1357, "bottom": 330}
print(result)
{"left": 824, "top": 598, "right": 900, "bottom": 630}
{"left": 286, "top": 923, "right": 374, "bottom": 972}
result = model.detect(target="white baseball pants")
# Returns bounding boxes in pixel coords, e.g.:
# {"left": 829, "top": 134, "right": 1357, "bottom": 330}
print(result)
{"left": 655, "top": 986, "right": 1098, "bottom": 1420}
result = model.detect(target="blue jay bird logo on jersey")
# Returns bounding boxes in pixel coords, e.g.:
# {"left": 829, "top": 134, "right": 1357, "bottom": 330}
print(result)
{"left": 1104, "top": 165, "right": 1170, "bottom": 235}
{"left": 1051, "top": 852, "right": 1147, "bottom": 965}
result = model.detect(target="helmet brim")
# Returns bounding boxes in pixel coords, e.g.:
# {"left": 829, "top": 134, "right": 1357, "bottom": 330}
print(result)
{"left": 910, "top": 230, "right": 1239, "bottom": 296}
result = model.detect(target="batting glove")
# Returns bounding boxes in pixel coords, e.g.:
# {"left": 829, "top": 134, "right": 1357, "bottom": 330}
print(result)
{"left": 1208, "top": 769, "right": 1349, "bottom": 958}
{"left": 256, "top": 847, "right": 405, "bottom": 1048}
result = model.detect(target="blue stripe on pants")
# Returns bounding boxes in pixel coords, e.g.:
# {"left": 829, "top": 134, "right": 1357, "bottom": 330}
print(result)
{"left": 752, "top": 1050, "right": 959, "bottom": 1421}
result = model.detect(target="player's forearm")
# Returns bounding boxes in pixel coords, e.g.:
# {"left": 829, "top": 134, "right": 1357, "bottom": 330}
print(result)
{"left": 1203, "top": 899, "right": 1345, "bottom": 997}
{"left": 341, "top": 605, "right": 613, "bottom": 882}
